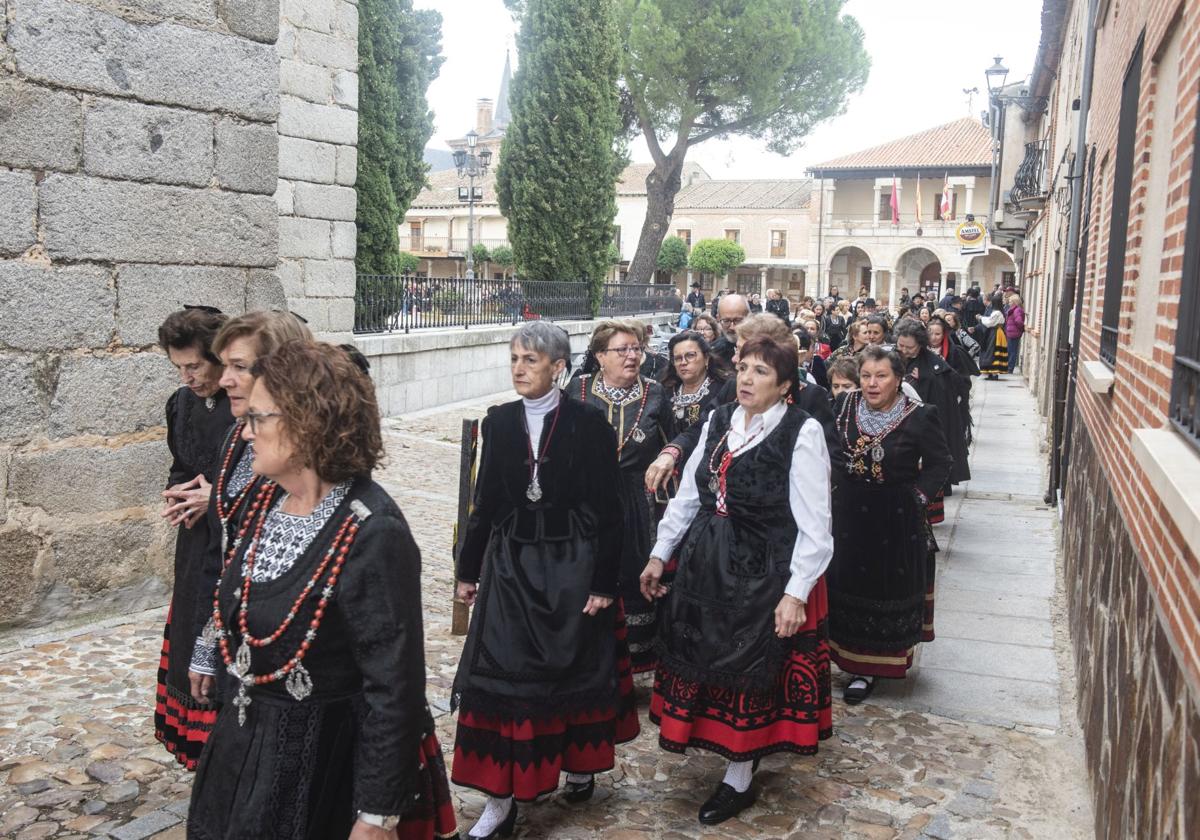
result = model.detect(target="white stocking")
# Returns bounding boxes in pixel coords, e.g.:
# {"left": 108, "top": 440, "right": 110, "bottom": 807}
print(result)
{"left": 722, "top": 759, "right": 754, "bottom": 793}
{"left": 469, "top": 795, "right": 513, "bottom": 838}
{"left": 565, "top": 772, "right": 592, "bottom": 785}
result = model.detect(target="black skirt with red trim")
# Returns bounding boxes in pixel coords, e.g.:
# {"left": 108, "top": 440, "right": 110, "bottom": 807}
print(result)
{"left": 830, "top": 575, "right": 936, "bottom": 678}
{"left": 401, "top": 732, "right": 460, "bottom": 840}
{"left": 154, "top": 607, "right": 218, "bottom": 770}
{"left": 926, "top": 487, "right": 946, "bottom": 525}
{"left": 451, "top": 614, "right": 640, "bottom": 802}
{"left": 648, "top": 578, "right": 833, "bottom": 761}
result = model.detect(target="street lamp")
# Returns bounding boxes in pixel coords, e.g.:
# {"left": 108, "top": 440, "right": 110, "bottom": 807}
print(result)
{"left": 454, "top": 129, "right": 492, "bottom": 280}
{"left": 985, "top": 56, "right": 1009, "bottom": 97}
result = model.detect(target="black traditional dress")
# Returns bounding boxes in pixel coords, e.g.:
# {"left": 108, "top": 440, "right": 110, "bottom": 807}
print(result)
{"left": 650, "top": 401, "right": 834, "bottom": 759}
{"left": 568, "top": 372, "right": 669, "bottom": 673}
{"left": 904, "top": 346, "right": 970, "bottom": 523}
{"left": 451, "top": 394, "right": 638, "bottom": 801}
{"left": 976, "top": 309, "right": 1009, "bottom": 375}
{"left": 154, "top": 386, "right": 233, "bottom": 769}
{"left": 188, "top": 479, "right": 457, "bottom": 840}
{"left": 827, "top": 392, "right": 953, "bottom": 678}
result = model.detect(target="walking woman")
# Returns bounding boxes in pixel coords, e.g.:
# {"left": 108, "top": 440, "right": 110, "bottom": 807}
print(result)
{"left": 187, "top": 311, "right": 313, "bottom": 707}
{"left": 188, "top": 341, "right": 458, "bottom": 840}
{"left": 639, "top": 336, "right": 834, "bottom": 826}
{"left": 827, "top": 346, "right": 953, "bottom": 703}
{"left": 452, "top": 322, "right": 637, "bottom": 837}
{"left": 154, "top": 307, "right": 233, "bottom": 769}
{"left": 976, "top": 293, "right": 1009, "bottom": 379}
{"left": 569, "top": 320, "right": 670, "bottom": 673}
{"left": 827, "top": 320, "right": 866, "bottom": 363}
{"left": 659, "top": 330, "right": 728, "bottom": 461}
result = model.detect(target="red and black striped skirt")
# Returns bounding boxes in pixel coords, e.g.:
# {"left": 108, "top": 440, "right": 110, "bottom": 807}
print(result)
{"left": 154, "top": 607, "right": 217, "bottom": 770}
{"left": 649, "top": 578, "right": 833, "bottom": 761}
{"left": 450, "top": 616, "right": 640, "bottom": 802}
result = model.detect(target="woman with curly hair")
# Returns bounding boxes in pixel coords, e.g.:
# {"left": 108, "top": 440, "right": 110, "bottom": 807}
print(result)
{"left": 188, "top": 341, "right": 457, "bottom": 840}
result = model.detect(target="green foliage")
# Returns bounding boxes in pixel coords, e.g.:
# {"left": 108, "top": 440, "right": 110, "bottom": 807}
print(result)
{"left": 490, "top": 245, "right": 515, "bottom": 267}
{"left": 471, "top": 243, "right": 491, "bottom": 264}
{"left": 496, "top": 0, "right": 622, "bottom": 309}
{"left": 397, "top": 251, "right": 420, "bottom": 274}
{"left": 618, "top": 0, "right": 869, "bottom": 155}
{"left": 657, "top": 235, "right": 689, "bottom": 272}
{"left": 355, "top": 0, "right": 444, "bottom": 275}
{"left": 688, "top": 239, "right": 746, "bottom": 278}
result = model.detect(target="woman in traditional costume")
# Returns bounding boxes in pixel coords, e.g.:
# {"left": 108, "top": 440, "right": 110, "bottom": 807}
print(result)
{"left": 894, "top": 319, "right": 970, "bottom": 523}
{"left": 568, "top": 320, "right": 670, "bottom": 674}
{"left": 827, "top": 346, "right": 953, "bottom": 704}
{"left": 976, "top": 293, "right": 1009, "bottom": 379}
{"left": 658, "top": 330, "right": 728, "bottom": 464}
{"left": 187, "top": 311, "right": 313, "bottom": 706}
{"left": 154, "top": 307, "right": 233, "bottom": 769}
{"left": 188, "top": 341, "right": 457, "bottom": 840}
{"left": 452, "top": 322, "right": 637, "bottom": 838}
{"left": 639, "top": 336, "right": 834, "bottom": 826}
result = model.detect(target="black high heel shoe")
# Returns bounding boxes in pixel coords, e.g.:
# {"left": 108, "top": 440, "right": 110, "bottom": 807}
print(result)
{"left": 562, "top": 775, "right": 595, "bottom": 803}
{"left": 468, "top": 801, "right": 517, "bottom": 839}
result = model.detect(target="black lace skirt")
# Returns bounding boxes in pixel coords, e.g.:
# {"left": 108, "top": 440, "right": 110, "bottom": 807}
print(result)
{"left": 826, "top": 481, "right": 932, "bottom": 652}
{"left": 616, "top": 471, "right": 658, "bottom": 672}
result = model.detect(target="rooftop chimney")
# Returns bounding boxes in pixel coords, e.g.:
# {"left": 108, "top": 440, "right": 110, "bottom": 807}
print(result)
{"left": 476, "top": 98, "right": 494, "bottom": 136}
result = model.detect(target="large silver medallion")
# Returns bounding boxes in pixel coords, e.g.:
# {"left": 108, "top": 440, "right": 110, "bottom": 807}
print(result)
{"left": 871, "top": 443, "right": 885, "bottom": 463}
{"left": 674, "top": 405, "right": 686, "bottom": 419}
{"left": 525, "top": 475, "right": 543, "bottom": 503}
{"left": 631, "top": 427, "right": 646, "bottom": 443}
{"left": 233, "top": 642, "right": 252, "bottom": 680}
{"left": 708, "top": 475, "right": 720, "bottom": 493}
{"left": 285, "top": 662, "right": 314, "bottom": 701}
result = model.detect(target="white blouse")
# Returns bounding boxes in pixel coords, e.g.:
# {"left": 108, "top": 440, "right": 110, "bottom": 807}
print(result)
{"left": 651, "top": 401, "right": 834, "bottom": 603}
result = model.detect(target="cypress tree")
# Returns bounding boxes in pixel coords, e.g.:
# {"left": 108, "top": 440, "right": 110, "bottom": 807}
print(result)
{"left": 496, "top": 0, "right": 622, "bottom": 307}
{"left": 356, "top": 0, "right": 444, "bottom": 275}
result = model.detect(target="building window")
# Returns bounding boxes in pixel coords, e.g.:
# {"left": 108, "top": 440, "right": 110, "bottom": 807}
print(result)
{"left": 409, "top": 222, "right": 423, "bottom": 251}
{"left": 1100, "top": 35, "right": 1144, "bottom": 367}
{"left": 1170, "top": 74, "right": 1200, "bottom": 452}
{"left": 725, "top": 229, "right": 741, "bottom": 243}
{"left": 770, "top": 230, "right": 787, "bottom": 258}
{"left": 677, "top": 229, "right": 691, "bottom": 247}
{"left": 879, "top": 191, "right": 894, "bottom": 221}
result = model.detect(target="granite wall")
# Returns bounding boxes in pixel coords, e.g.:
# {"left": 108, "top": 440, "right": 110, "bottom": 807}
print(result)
{"left": 0, "top": 0, "right": 357, "bottom": 627}
{"left": 1062, "top": 426, "right": 1200, "bottom": 838}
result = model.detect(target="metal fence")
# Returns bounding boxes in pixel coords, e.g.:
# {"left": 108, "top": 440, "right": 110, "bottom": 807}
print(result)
{"left": 354, "top": 275, "right": 679, "bottom": 334}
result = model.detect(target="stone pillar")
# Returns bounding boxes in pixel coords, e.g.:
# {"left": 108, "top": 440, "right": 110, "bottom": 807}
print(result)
{"left": 873, "top": 185, "right": 882, "bottom": 225}
{"left": 887, "top": 270, "right": 898, "bottom": 313}
{"left": 966, "top": 184, "right": 976, "bottom": 217}
{"left": 0, "top": 0, "right": 292, "bottom": 626}
{"left": 869, "top": 268, "right": 878, "bottom": 298}
{"left": 938, "top": 270, "right": 948, "bottom": 302}
{"left": 760, "top": 268, "right": 769, "bottom": 301}
{"left": 277, "top": 0, "right": 361, "bottom": 337}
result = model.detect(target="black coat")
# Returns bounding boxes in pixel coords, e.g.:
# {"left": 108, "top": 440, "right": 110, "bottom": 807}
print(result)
{"left": 905, "top": 348, "right": 969, "bottom": 484}
{"left": 765, "top": 298, "right": 791, "bottom": 323}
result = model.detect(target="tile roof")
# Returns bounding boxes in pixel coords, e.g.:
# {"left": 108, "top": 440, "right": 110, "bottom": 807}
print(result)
{"left": 674, "top": 179, "right": 812, "bottom": 210}
{"left": 810, "top": 118, "right": 993, "bottom": 172}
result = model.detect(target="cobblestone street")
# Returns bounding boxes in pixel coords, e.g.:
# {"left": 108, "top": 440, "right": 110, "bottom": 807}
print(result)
{"left": 1, "top": 382, "right": 1094, "bottom": 839}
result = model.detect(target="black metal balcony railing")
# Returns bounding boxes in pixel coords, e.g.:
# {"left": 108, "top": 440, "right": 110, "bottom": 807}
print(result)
{"left": 354, "top": 276, "right": 679, "bottom": 334}
{"left": 1010, "top": 140, "right": 1050, "bottom": 206}
{"left": 1170, "top": 355, "right": 1200, "bottom": 452}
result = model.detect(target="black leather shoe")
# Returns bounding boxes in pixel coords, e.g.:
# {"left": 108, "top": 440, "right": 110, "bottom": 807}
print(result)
{"left": 562, "top": 775, "right": 595, "bottom": 803}
{"left": 468, "top": 801, "right": 517, "bottom": 839}
{"left": 698, "top": 782, "right": 757, "bottom": 825}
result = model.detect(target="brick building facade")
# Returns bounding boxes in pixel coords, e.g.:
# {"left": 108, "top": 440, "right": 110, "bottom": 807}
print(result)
{"left": 994, "top": 0, "right": 1200, "bottom": 836}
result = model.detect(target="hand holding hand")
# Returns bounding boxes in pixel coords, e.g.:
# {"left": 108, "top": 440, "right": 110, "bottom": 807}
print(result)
{"left": 162, "top": 475, "right": 212, "bottom": 527}
{"left": 582, "top": 595, "right": 613, "bottom": 616}
{"left": 455, "top": 581, "right": 478, "bottom": 607}
{"left": 639, "top": 557, "right": 669, "bottom": 602}
{"left": 774, "top": 594, "right": 806, "bottom": 638}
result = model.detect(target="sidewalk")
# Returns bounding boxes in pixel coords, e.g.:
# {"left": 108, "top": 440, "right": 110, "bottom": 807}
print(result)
{"left": 877, "top": 377, "right": 1066, "bottom": 732}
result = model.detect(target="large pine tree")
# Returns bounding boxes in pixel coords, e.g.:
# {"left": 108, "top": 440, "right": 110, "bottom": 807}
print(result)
{"left": 496, "top": 0, "right": 622, "bottom": 305}
{"left": 355, "top": 0, "right": 443, "bottom": 275}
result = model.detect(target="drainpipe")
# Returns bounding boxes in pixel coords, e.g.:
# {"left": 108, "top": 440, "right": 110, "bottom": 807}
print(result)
{"left": 1046, "top": 0, "right": 1099, "bottom": 505}
{"left": 815, "top": 173, "right": 825, "bottom": 297}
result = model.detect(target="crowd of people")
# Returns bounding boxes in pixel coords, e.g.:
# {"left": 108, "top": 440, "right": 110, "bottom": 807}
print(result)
{"left": 150, "top": 280, "right": 1018, "bottom": 837}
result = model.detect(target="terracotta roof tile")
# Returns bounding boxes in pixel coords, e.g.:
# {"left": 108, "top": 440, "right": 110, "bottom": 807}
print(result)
{"left": 810, "top": 118, "right": 993, "bottom": 172}
{"left": 674, "top": 179, "right": 812, "bottom": 210}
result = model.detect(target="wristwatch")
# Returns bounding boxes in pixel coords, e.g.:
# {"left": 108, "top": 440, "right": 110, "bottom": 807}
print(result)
{"left": 357, "top": 812, "right": 401, "bottom": 830}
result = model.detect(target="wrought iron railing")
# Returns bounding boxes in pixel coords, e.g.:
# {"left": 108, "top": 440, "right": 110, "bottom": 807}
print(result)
{"left": 1011, "top": 139, "right": 1050, "bottom": 205}
{"left": 354, "top": 276, "right": 679, "bottom": 334}
{"left": 1170, "top": 355, "right": 1200, "bottom": 452}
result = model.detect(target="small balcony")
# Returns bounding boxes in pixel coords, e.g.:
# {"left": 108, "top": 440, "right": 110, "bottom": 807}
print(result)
{"left": 398, "top": 235, "right": 511, "bottom": 257}
{"left": 1009, "top": 140, "right": 1050, "bottom": 214}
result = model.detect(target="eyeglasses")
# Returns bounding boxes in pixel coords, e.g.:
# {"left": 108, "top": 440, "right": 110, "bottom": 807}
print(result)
{"left": 672, "top": 351, "right": 702, "bottom": 364}
{"left": 244, "top": 410, "right": 283, "bottom": 434}
{"left": 601, "top": 346, "right": 643, "bottom": 357}
{"left": 718, "top": 316, "right": 745, "bottom": 327}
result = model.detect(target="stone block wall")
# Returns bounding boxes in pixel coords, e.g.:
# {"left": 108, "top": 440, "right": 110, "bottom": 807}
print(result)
{"left": 0, "top": 0, "right": 358, "bottom": 627}
{"left": 275, "top": 0, "right": 359, "bottom": 337}
{"left": 1062, "top": 426, "right": 1200, "bottom": 838}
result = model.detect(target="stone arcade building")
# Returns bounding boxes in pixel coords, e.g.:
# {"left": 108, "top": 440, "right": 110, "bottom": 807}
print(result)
{"left": 0, "top": 0, "right": 359, "bottom": 628}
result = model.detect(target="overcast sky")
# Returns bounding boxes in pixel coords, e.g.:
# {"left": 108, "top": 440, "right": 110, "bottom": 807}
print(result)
{"left": 414, "top": 0, "right": 1045, "bottom": 177}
